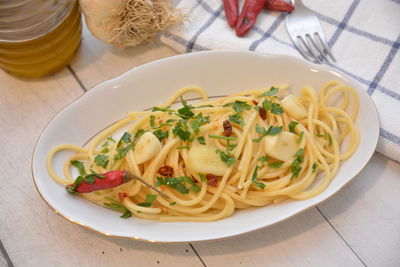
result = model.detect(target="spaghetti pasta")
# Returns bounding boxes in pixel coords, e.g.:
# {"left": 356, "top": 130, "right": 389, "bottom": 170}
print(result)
{"left": 47, "top": 81, "right": 359, "bottom": 222}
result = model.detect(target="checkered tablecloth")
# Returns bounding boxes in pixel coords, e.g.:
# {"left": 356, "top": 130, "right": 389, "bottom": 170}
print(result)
{"left": 160, "top": 0, "right": 400, "bottom": 162}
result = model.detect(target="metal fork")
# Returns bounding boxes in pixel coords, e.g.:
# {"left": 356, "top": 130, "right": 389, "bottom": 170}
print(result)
{"left": 285, "top": 0, "right": 335, "bottom": 64}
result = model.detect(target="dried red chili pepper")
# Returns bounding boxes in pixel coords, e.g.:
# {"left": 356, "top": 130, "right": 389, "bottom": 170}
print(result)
{"left": 223, "top": 0, "right": 239, "bottom": 28}
{"left": 158, "top": 165, "right": 174, "bottom": 177}
{"left": 68, "top": 170, "right": 131, "bottom": 193}
{"left": 252, "top": 99, "right": 259, "bottom": 105}
{"left": 206, "top": 174, "right": 219, "bottom": 187}
{"left": 223, "top": 120, "right": 233, "bottom": 137}
{"left": 259, "top": 107, "right": 267, "bottom": 120}
{"left": 264, "top": 0, "right": 294, "bottom": 12}
{"left": 235, "top": 0, "right": 265, "bottom": 37}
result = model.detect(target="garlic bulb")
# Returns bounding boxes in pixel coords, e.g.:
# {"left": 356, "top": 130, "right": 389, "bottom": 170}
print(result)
{"left": 80, "top": 0, "right": 183, "bottom": 48}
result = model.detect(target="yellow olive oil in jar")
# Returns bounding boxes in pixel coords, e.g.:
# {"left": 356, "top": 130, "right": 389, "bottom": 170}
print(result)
{"left": 0, "top": 0, "right": 82, "bottom": 78}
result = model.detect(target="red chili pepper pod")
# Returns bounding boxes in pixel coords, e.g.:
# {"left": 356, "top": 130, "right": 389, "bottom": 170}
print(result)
{"left": 264, "top": 0, "right": 294, "bottom": 12}
{"left": 72, "top": 170, "right": 131, "bottom": 193}
{"left": 223, "top": 0, "right": 239, "bottom": 28}
{"left": 235, "top": 0, "right": 265, "bottom": 37}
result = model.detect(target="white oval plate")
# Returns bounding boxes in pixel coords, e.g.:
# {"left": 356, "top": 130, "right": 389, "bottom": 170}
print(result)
{"left": 32, "top": 51, "right": 379, "bottom": 243}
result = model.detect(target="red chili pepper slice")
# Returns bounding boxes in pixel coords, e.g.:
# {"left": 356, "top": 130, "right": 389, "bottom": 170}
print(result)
{"left": 264, "top": 0, "right": 294, "bottom": 12}
{"left": 69, "top": 170, "right": 131, "bottom": 193}
{"left": 223, "top": 0, "right": 239, "bottom": 28}
{"left": 235, "top": 0, "right": 265, "bottom": 37}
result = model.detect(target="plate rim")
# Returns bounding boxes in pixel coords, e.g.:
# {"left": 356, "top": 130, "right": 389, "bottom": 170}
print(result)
{"left": 31, "top": 50, "right": 380, "bottom": 243}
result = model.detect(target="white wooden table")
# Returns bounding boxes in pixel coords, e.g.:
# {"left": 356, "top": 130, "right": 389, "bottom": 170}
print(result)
{"left": 1, "top": 24, "right": 399, "bottom": 267}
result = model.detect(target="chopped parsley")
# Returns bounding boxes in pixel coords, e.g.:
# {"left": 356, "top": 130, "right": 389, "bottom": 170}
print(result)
{"left": 260, "top": 86, "right": 279, "bottom": 97}
{"left": 152, "top": 106, "right": 174, "bottom": 112}
{"left": 138, "top": 194, "right": 157, "bottom": 207}
{"left": 208, "top": 134, "right": 238, "bottom": 141}
{"left": 224, "top": 100, "right": 251, "bottom": 112}
{"left": 268, "top": 161, "right": 283, "bottom": 168}
{"left": 149, "top": 115, "right": 156, "bottom": 128}
{"left": 199, "top": 173, "right": 206, "bottom": 182}
{"left": 94, "top": 154, "right": 109, "bottom": 168}
{"left": 117, "top": 132, "right": 132, "bottom": 148}
{"left": 253, "top": 125, "right": 282, "bottom": 143}
{"left": 153, "top": 129, "right": 169, "bottom": 142}
{"left": 177, "top": 97, "right": 195, "bottom": 119}
{"left": 172, "top": 120, "right": 191, "bottom": 141}
{"left": 71, "top": 160, "right": 86, "bottom": 176}
{"left": 197, "top": 136, "right": 206, "bottom": 145}
{"left": 66, "top": 176, "right": 84, "bottom": 194}
{"left": 215, "top": 149, "right": 237, "bottom": 167}
{"left": 104, "top": 197, "right": 132, "bottom": 218}
{"left": 113, "top": 143, "right": 134, "bottom": 162}
{"left": 288, "top": 121, "right": 298, "bottom": 133}
{"left": 312, "top": 162, "right": 318, "bottom": 173}
{"left": 100, "top": 147, "right": 109, "bottom": 154}
{"left": 291, "top": 148, "right": 304, "bottom": 180}
{"left": 169, "top": 202, "right": 177, "bottom": 206}
{"left": 297, "top": 131, "right": 304, "bottom": 144}
{"left": 251, "top": 165, "right": 265, "bottom": 189}
{"left": 262, "top": 100, "right": 284, "bottom": 115}
{"left": 258, "top": 156, "right": 269, "bottom": 162}
{"left": 106, "top": 137, "right": 116, "bottom": 143}
{"left": 156, "top": 176, "right": 199, "bottom": 194}
{"left": 228, "top": 113, "right": 244, "bottom": 126}
{"left": 190, "top": 113, "right": 209, "bottom": 134}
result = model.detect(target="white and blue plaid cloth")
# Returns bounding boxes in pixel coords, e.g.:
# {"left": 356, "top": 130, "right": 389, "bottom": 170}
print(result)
{"left": 161, "top": 0, "right": 400, "bottom": 162}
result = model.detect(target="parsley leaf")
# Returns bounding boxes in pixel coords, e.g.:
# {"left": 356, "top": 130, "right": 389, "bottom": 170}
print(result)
{"left": 271, "top": 103, "right": 284, "bottom": 114}
{"left": 117, "top": 132, "right": 132, "bottom": 148}
{"left": 252, "top": 124, "right": 268, "bottom": 143}
{"left": 100, "top": 147, "right": 109, "bottom": 154}
{"left": 152, "top": 106, "right": 174, "bottom": 112}
{"left": 197, "top": 136, "right": 206, "bottom": 145}
{"left": 268, "top": 161, "right": 283, "bottom": 168}
{"left": 177, "top": 146, "right": 190, "bottom": 150}
{"left": 156, "top": 176, "right": 200, "bottom": 194}
{"left": 172, "top": 120, "right": 191, "bottom": 141}
{"left": 104, "top": 197, "right": 132, "bottom": 218}
{"left": 153, "top": 129, "right": 169, "bottom": 142}
{"left": 291, "top": 148, "right": 304, "bottom": 180}
{"left": 215, "top": 149, "right": 237, "bottom": 167}
{"left": 312, "top": 162, "right": 318, "bottom": 173}
{"left": 177, "top": 97, "right": 194, "bottom": 119}
{"left": 262, "top": 100, "right": 273, "bottom": 111}
{"left": 138, "top": 194, "right": 157, "bottom": 207}
{"left": 261, "top": 87, "right": 279, "bottom": 97}
{"left": 190, "top": 113, "right": 209, "bottom": 134}
{"left": 94, "top": 154, "right": 109, "bottom": 168}
{"left": 297, "top": 131, "right": 304, "bottom": 144}
{"left": 228, "top": 113, "right": 244, "bottom": 126}
{"left": 66, "top": 176, "right": 84, "bottom": 194}
{"left": 258, "top": 156, "right": 269, "bottom": 162}
{"left": 106, "top": 137, "right": 116, "bottom": 143}
{"left": 149, "top": 115, "right": 156, "bottom": 128}
{"left": 266, "top": 126, "right": 283, "bottom": 136}
{"left": 288, "top": 121, "right": 298, "bottom": 133}
{"left": 169, "top": 202, "right": 177, "bottom": 206}
{"left": 208, "top": 134, "right": 237, "bottom": 141}
{"left": 224, "top": 101, "right": 251, "bottom": 112}
{"left": 71, "top": 160, "right": 86, "bottom": 176}
{"left": 199, "top": 173, "right": 206, "bottom": 182}
{"left": 134, "top": 129, "right": 146, "bottom": 139}
{"left": 251, "top": 165, "right": 265, "bottom": 189}
{"left": 113, "top": 143, "right": 134, "bottom": 162}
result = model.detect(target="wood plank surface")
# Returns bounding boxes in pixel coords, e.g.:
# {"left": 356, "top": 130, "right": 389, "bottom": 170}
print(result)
{"left": 192, "top": 208, "right": 364, "bottom": 267}
{"left": 318, "top": 153, "right": 400, "bottom": 267}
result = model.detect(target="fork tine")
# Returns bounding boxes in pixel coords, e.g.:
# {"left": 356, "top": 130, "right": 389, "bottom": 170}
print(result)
{"left": 315, "top": 33, "right": 336, "bottom": 62}
{"left": 293, "top": 37, "right": 313, "bottom": 62}
{"left": 298, "top": 35, "right": 322, "bottom": 64}
{"left": 306, "top": 34, "right": 328, "bottom": 62}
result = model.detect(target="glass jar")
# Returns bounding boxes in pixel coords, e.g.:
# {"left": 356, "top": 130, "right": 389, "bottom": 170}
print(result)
{"left": 0, "top": 0, "right": 82, "bottom": 78}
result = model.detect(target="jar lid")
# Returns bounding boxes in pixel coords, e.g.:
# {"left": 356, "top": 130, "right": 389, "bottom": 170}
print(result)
{"left": 0, "top": 0, "right": 76, "bottom": 43}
